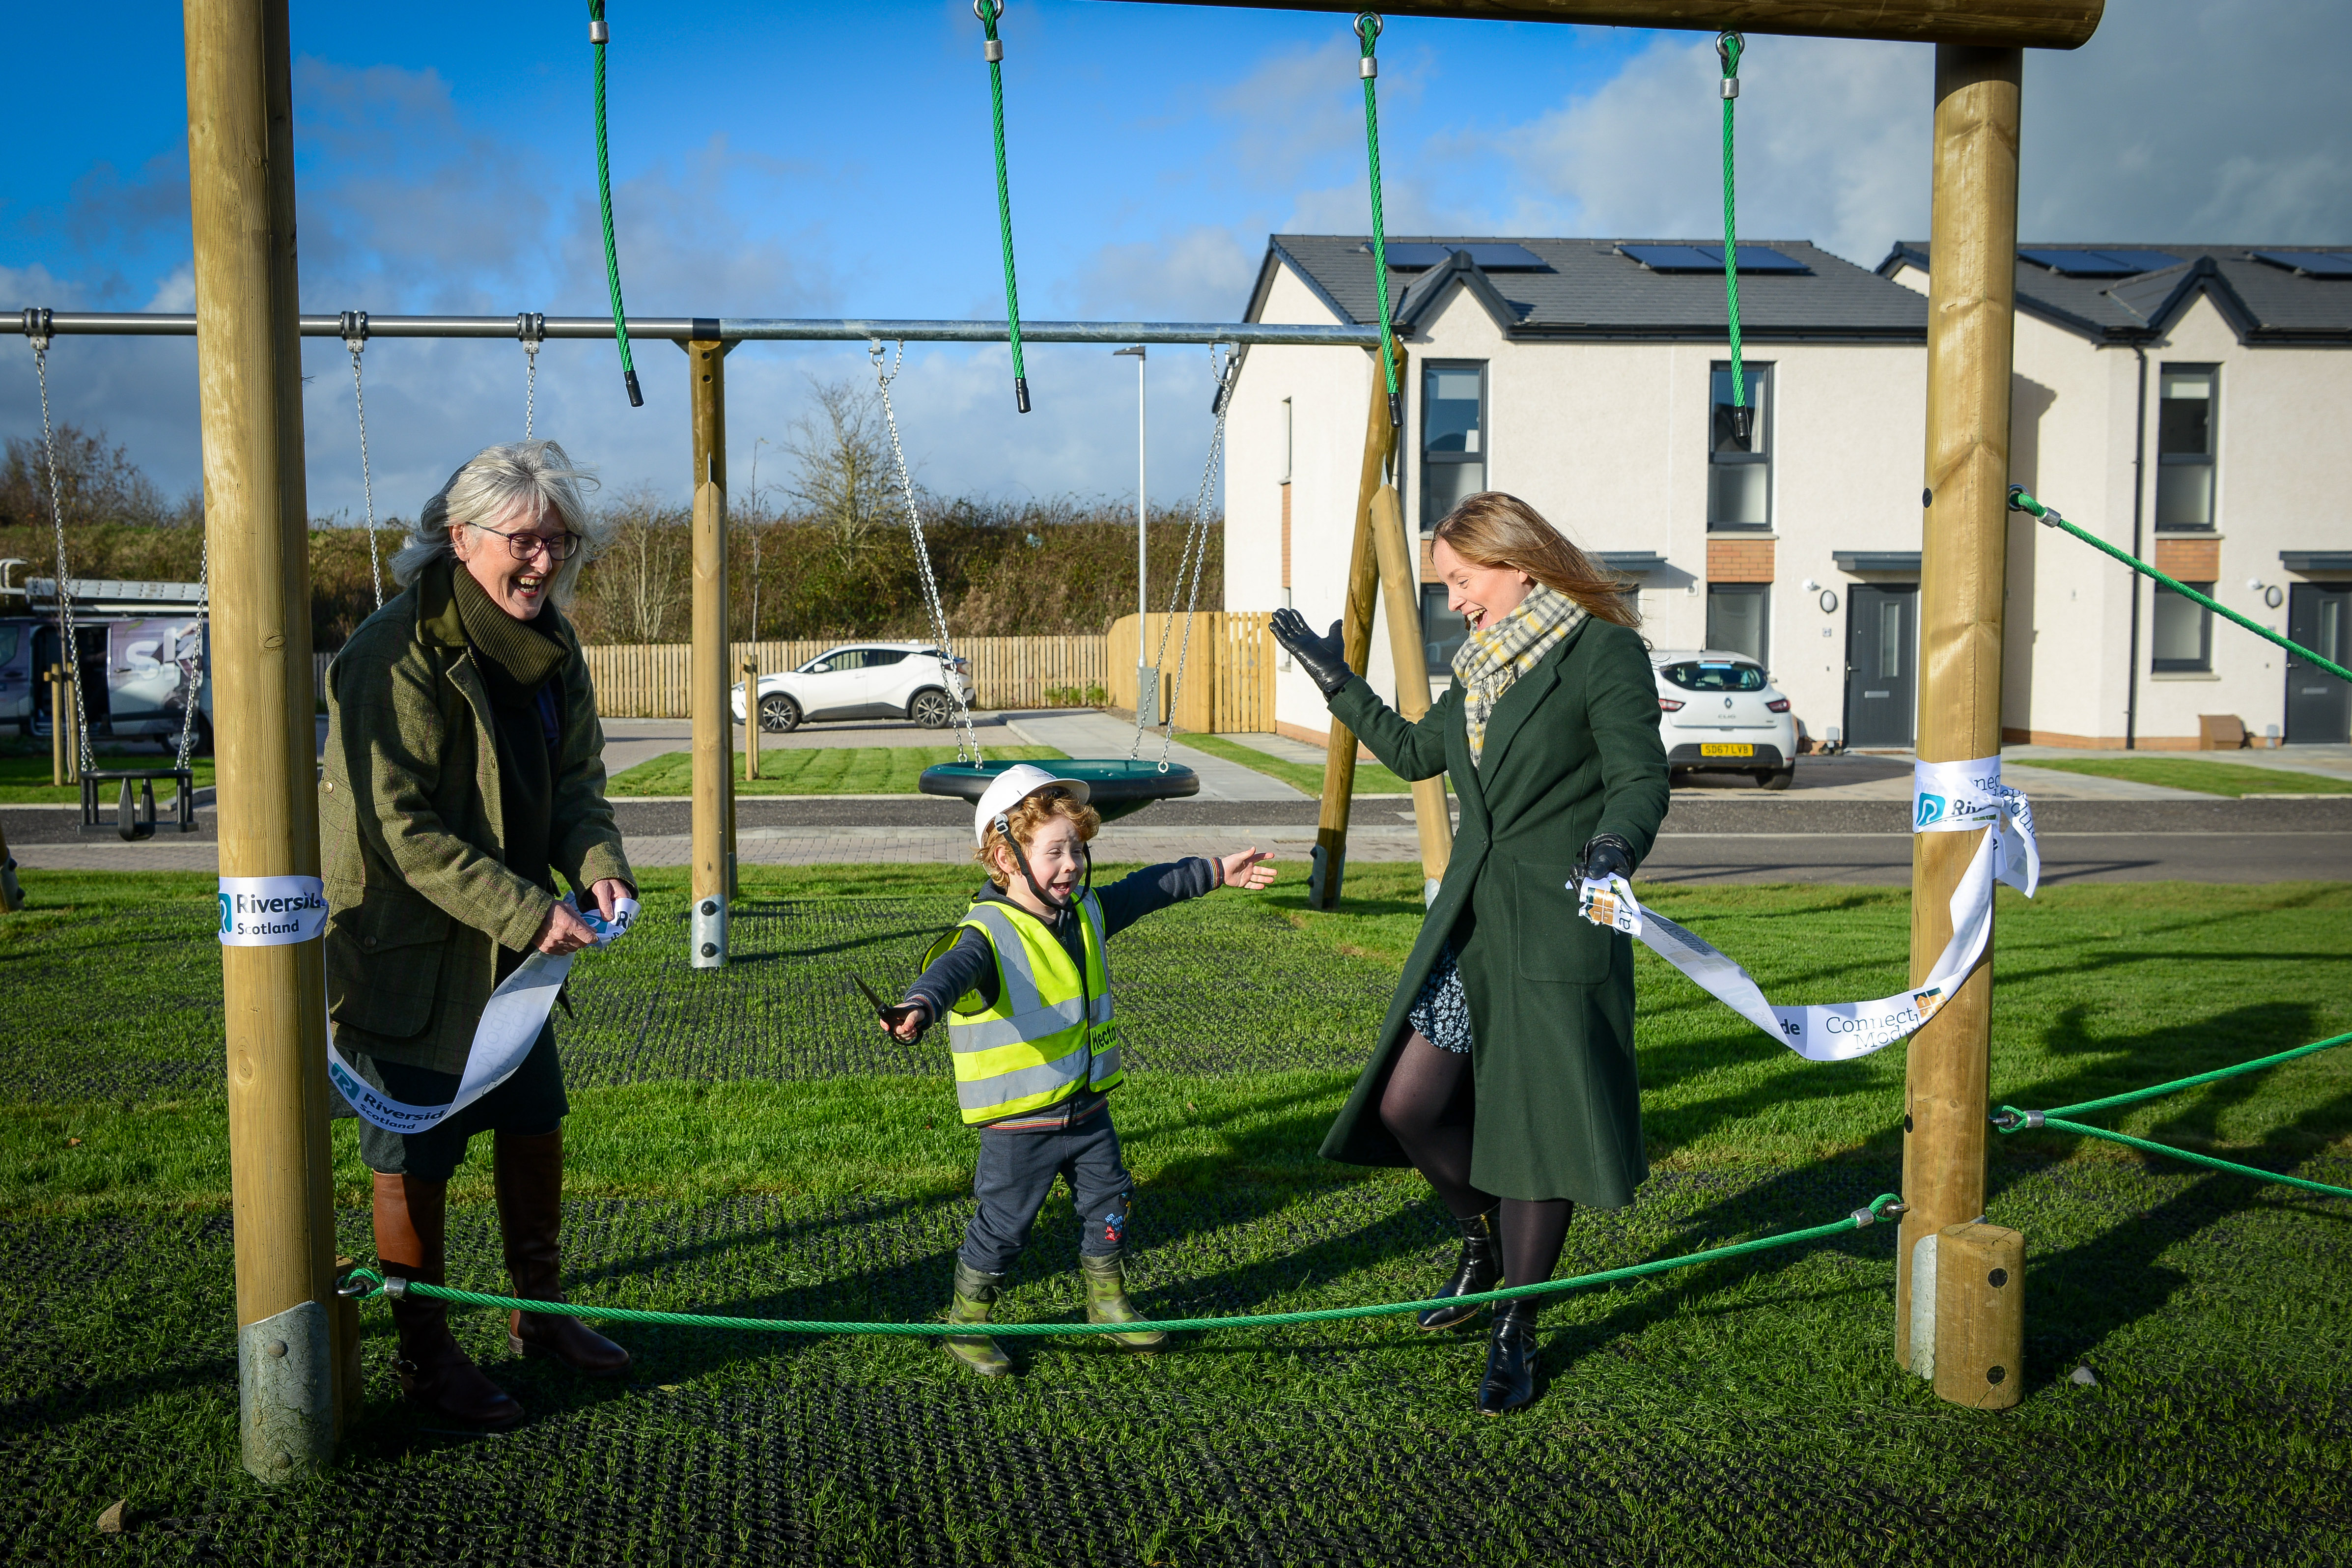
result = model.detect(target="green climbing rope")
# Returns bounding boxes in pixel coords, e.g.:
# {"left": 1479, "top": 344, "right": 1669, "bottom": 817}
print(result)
{"left": 1995, "top": 1029, "right": 2352, "bottom": 1200}
{"left": 587, "top": 0, "right": 642, "bottom": 407}
{"left": 335, "top": 1193, "right": 1904, "bottom": 1338}
{"left": 1717, "top": 32, "right": 1747, "bottom": 441}
{"left": 976, "top": 0, "right": 1030, "bottom": 413}
{"left": 1356, "top": 13, "right": 1400, "bottom": 429}
{"left": 2011, "top": 487, "right": 2352, "bottom": 685}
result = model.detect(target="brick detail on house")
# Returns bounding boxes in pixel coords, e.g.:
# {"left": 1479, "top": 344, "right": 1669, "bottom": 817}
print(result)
{"left": 1707, "top": 538, "right": 1775, "bottom": 584}
{"left": 2153, "top": 536, "right": 2220, "bottom": 582}
{"left": 1280, "top": 483, "right": 1292, "bottom": 588}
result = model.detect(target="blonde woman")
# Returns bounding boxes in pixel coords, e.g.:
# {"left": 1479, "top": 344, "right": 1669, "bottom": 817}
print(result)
{"left": 1270, "top": 491, "right": 1669, "bottom": 1416}
{"left": 322, "top": 441, "right": 634, "bottom": 1428}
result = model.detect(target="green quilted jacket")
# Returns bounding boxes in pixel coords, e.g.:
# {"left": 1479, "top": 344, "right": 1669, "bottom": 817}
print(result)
{"left": 319, "top": 560, "right": 633, "bottom": 1075}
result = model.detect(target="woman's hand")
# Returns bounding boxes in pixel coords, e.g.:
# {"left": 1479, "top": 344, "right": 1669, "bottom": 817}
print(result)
{"left": 1218, "top": 847, "right": 1277, "bottom": 891}
{"left": 532, "top": 899, "right": 599, "bottom": 956}
{"left": 877, "top": 1000, "right": 931, "bottom": 1043}
{"left": 1269, "top": 610, "right": 1354, "bottom": 697}
{"left": 588, "top": 878, "right": 633, "bottom": 922}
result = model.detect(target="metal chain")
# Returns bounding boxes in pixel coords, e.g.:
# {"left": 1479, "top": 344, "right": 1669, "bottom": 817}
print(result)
{"left": 519, "top": 311, "right": 545, "bottom": 440}
{"left": 30, "top": 321, "right": 93, "bottom": 775}
{"left": 343, "top": 311, "right": 383, "bottom": 611}
{"left": 870, "top": 340, "right": 982, "bottom": 763}
{"left": 173, "top": 538, "right": 208, "bottom": 770}
{"left": 1134, "top": 347, "right": 1235, "bottom": 769}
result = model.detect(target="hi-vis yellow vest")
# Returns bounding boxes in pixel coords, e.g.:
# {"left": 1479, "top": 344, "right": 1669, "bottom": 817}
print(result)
{"left": 924, "top": 892, "right": 1122, "bottom": 1125}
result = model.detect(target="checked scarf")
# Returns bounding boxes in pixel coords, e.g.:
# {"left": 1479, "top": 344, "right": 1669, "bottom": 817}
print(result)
{"left": 1453, "top": 583, "right": 1586, "bottom": 766}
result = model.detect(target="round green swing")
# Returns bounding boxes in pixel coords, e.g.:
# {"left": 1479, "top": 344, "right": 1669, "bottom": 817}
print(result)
{"left": 918, "top": 758, "right": 1199, "bottom": 824}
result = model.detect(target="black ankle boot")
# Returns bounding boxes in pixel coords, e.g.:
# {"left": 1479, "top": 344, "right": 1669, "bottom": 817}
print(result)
{"left": 1418, "top": 1206, "right": 1502, "bottom": 1332}
{"left": 1476, "top": 1299, "right": 1540, "bottom": 1416}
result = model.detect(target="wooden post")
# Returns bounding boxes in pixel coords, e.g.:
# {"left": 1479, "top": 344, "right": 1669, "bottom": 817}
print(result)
{"left": 1896, "top": 44, "right": 2023, "bottom": 1381}
{"left": 742, "top": 655, "right": 760, "bottom": 781}
{"left": 185, "top": 0, "right": 341, "bottom": 1480}
{"left": 687, "top": 338, "right": 734, "bottom": 965}
{"left": 1932, "top": 1221, "right": 2025, "bottom": 1409}
{"left": 1310, "top": 343, "right": 1406, "bottom": 910}
{"left": 49, "top": 665, "right": 68, "bottom": 786}
{"left": 1369, "top": 485, "right": 1452, "bottom": 897}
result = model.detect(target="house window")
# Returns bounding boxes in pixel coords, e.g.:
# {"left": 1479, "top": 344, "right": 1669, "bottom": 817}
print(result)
{"left": 2151, "top": 581, "right": 2213, "bottom": 672}
{"left": 1708, "top": 362, "right": 1772, "bottom": 531}
{"left": 1707, "top": 583, "right": 1770, "bottom": 666}
{"left": 2155, "top": 365, "right": 2216, "bottom": 530}
{"left": 1421, "top": 362, "right": 1486, "bottom": 531}
{"left": 1421, "top": 585, "right": 1470, "bottom": 673}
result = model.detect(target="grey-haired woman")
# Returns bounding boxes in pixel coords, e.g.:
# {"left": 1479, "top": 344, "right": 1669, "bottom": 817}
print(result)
{"left": 321, "top": 440, "right": 635, "bottom": 1428}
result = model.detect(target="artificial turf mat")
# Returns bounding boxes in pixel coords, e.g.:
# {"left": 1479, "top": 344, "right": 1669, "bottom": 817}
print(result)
{"left": 2, "top": 866, "right": 2350, "bottom": 1563}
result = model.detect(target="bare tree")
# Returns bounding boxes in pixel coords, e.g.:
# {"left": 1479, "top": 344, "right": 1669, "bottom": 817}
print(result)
{"left": 570, "top": 485, "right": 689, "bottom": 644}
{"left": 782, "top": 378, "right": 898, "bottom": 568}
{"left": 0, "top": 424, "right": 174, "bottom": 530}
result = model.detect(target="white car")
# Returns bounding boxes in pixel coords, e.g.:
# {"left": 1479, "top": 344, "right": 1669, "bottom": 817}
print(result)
{"left": 729, "top": 642, "right": 974, "bottom": 733}
{"left": 1651, "top": 648, "right": 1798, "bottom": 790}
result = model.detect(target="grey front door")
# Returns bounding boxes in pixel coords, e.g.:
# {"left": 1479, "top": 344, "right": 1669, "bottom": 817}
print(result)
{"left": 2285, "top": 584, "right": 2350, "bottom": 744}
{"left": 1845, "top": 585, "right": 1917, "bottom": 748}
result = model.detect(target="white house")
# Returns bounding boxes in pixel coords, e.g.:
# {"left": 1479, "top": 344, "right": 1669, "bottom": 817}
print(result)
{"left": 1225, "top": 235, "right": 2352, "bottom": 753}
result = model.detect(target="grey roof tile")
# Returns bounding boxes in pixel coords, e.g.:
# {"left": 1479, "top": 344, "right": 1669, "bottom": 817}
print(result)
{"left": 1251, "top": 235, "right": 1927, "bottom": 341}
{"left": 1879, "top": 243, "right": 2352, "bottom": 343}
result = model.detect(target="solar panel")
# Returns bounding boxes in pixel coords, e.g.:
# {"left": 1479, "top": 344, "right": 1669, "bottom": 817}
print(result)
{"left": 2018, "top": 247, "right": 2180, "bottom": 276}
{"left": 1369, "top": 242, "right": 1548, "bottom": 271}
{"left": 2250, "top": 250, "right": 2352, "bottom": 277}
{"left": 1618, "top": 243, "right": 1810, "bottom": 274}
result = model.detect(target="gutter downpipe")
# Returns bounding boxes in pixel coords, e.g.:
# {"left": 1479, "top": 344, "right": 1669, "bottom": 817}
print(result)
{"left": 2126, "top": 345, "right": 2148, "bottom": 750}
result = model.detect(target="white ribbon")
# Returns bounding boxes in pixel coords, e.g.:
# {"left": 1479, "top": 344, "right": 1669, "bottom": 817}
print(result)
{"left": 1576, "top": 757, "right": 2036, "bottom": 1063}
{"left": 323, "top": 895, "right": 638, "bottom": 1134}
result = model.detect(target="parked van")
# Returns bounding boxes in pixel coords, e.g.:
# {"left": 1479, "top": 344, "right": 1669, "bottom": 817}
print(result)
{"left": 0, "top": 577, "right": 213, "bottom": 752}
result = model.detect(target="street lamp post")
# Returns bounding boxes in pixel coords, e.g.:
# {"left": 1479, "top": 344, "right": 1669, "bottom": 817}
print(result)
{"left": 1115, "top": 345, "right": 1150, "bottom": 725}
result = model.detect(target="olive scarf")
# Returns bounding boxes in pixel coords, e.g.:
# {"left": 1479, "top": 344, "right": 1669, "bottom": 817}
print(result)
{"left": 1452, "top": 583, "right": 1586, "bottom": 766}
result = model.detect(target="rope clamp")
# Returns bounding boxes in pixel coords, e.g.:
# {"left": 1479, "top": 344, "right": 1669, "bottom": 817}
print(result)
{"left": 22, "top": 307, "right": 52, "bottom": 353}
{"left": 2007, "top": 484, "right": 2061, "bottom": 527}
{"left": 340, "top": 308, "right": 369, "bottom": 356}
{"left": 1720, "top": 77, "right": 1739, "bottom": 99}
{"left": 1990, "top": 1106, "right": 2044, "bottom": 1131}
{"left": 1360, "top": 56, "right": 1377, "bottom": 79}
{"left": 984, "top": 38, "right": 1004, "bottom": 62}
{"left": 589, "top": 19, "right": 608, "bottom": 44}
{"left": 1851, "top": 1195, "right": 1905, "bottom": 1227}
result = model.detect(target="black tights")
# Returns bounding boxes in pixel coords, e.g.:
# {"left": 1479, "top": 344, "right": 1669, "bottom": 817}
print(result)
{"left": 1379, "top": 1032, "right": 1574, "bottom": 1289}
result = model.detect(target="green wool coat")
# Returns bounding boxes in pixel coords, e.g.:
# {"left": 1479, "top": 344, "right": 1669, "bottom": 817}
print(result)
{"left": 1317, "top": 618, "right": 1671, "bottom": 1207}
{"left": 319, "top": 561, "right": 633, "bottom": 1076}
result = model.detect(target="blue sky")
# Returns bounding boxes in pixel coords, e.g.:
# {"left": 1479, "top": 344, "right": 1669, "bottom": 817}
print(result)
{"left": 4, "top": 0, "right": 2348, "bottom": 526}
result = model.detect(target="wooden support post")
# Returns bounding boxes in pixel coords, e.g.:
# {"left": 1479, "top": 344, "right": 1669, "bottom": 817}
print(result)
{"left": 49, "top": 665, "right": 69, "bottom": 786}
{"left": 1369, "top": 485, "right": 1452, "bottom": 897}
{"left": 687, "top": 338, "right": 734, "bottom": 964}
{"left": 742, "top": 656, "right": 760, "bottom": 781}
{"left": 1310, "top": 344, "right": 1407, "bottom": 910}
{"left": 1897, "top": 44, "right": 2023, "bottom": 1382}
{"left": 185, "top": 0, "right": 341, "bottom": 1480}
{"left": 1932, "top": 1220, "right": 2025, "bottom": 1409}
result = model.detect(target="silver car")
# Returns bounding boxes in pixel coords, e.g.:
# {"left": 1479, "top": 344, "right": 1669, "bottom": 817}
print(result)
{"left": 729, "top": 642, "right": 974, "bottom": 733}
{"left": 1651, "top": 648, "right": 1798, "bottom": 789}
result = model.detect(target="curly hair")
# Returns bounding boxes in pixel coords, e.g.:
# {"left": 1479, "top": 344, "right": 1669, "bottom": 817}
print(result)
{"left": 975, "top": 786, "right": 1101, "bottom": 889}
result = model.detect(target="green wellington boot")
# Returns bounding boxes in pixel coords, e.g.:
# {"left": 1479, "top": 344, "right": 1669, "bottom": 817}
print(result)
{"left": 1080, "top": 1250, "right": 1167, "bottom": 1350}
{"left": 944, "top": 1260, "right": 1013, "bottom": 1378}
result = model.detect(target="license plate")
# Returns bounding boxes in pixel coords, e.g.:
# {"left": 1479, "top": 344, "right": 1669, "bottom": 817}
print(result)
{"left": 1699, "top": 743, "right": 1755, "bottom": 757}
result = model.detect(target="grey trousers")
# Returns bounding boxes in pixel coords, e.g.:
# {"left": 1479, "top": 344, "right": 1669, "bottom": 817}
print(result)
{"left": 960, "top": 1110, "right": 1134, "bottom": 1275}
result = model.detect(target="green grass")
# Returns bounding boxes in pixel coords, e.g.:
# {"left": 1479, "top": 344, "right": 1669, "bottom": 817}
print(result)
{"left": 607, "top": 744, "right": 1065, "bottom": 795}
{"left": 0, "top": 748, "right": 214, "bottom": 803}
{"left": 1179, "top": 731, "right": 1436, "bottom": 796}
{"left": 2, "top": 864, "right": 2350, "bottom": 1563}
{"left": 2019, "top": 755, "right": 2352, "bottom": 796}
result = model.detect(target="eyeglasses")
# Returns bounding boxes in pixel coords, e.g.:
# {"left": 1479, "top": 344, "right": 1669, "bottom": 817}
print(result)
{"left": 469, "top": 522, "right": 583, "bottom": 561}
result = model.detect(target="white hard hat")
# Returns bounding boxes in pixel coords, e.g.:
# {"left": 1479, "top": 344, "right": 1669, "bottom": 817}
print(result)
{"left": 973, "top": 763, "right": 1091, "bottom": 845}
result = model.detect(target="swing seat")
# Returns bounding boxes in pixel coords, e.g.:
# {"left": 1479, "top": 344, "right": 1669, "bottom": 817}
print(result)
{"left": 919, "top": 759, "right": 1199, "bottom": 824}
{"left": 79, "top": 768, "right": 199, "bottom": 840}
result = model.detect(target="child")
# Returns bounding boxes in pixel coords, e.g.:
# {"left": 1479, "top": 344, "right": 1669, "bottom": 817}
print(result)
{"left": 879, "top": 764, "right": 1276, "bottom": 1376}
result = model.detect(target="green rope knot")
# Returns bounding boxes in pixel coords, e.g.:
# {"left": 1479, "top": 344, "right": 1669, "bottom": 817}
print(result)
{"left": 1355, "top": 12, "right": 1400, "bottom": 429}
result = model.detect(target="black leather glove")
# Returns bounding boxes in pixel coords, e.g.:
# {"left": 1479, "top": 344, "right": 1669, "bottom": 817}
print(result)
{"left": 1270, "top": 609, "right": 1354, "bottom": 698}
{"left": 1577, "top": 833, "right": 1636, "bottom": 884}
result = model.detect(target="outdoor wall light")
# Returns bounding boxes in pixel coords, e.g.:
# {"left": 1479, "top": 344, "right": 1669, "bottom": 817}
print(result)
{"left": 1818, "top": 589, "right": 1839, "bottom": 613}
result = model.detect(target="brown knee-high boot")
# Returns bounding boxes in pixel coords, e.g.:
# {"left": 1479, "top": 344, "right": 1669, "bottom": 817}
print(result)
{"left": 494, "top": 1128, "right": 630, "bottom": 1375}
{"left": 373, "top": 1172, "right": 522, "bottom": 1427}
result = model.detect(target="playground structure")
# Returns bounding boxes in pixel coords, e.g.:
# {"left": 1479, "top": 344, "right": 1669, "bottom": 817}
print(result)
{"left": 49, "top": 0, "right": 2327, "bottom": 1486}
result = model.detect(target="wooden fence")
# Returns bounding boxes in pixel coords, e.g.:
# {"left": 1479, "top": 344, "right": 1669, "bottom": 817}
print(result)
{"left": 1105, "top": 611, "right": 1277, "bottom": 735}
{"left": 578, "top": 635, "right": 1110, "bottom": 718}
